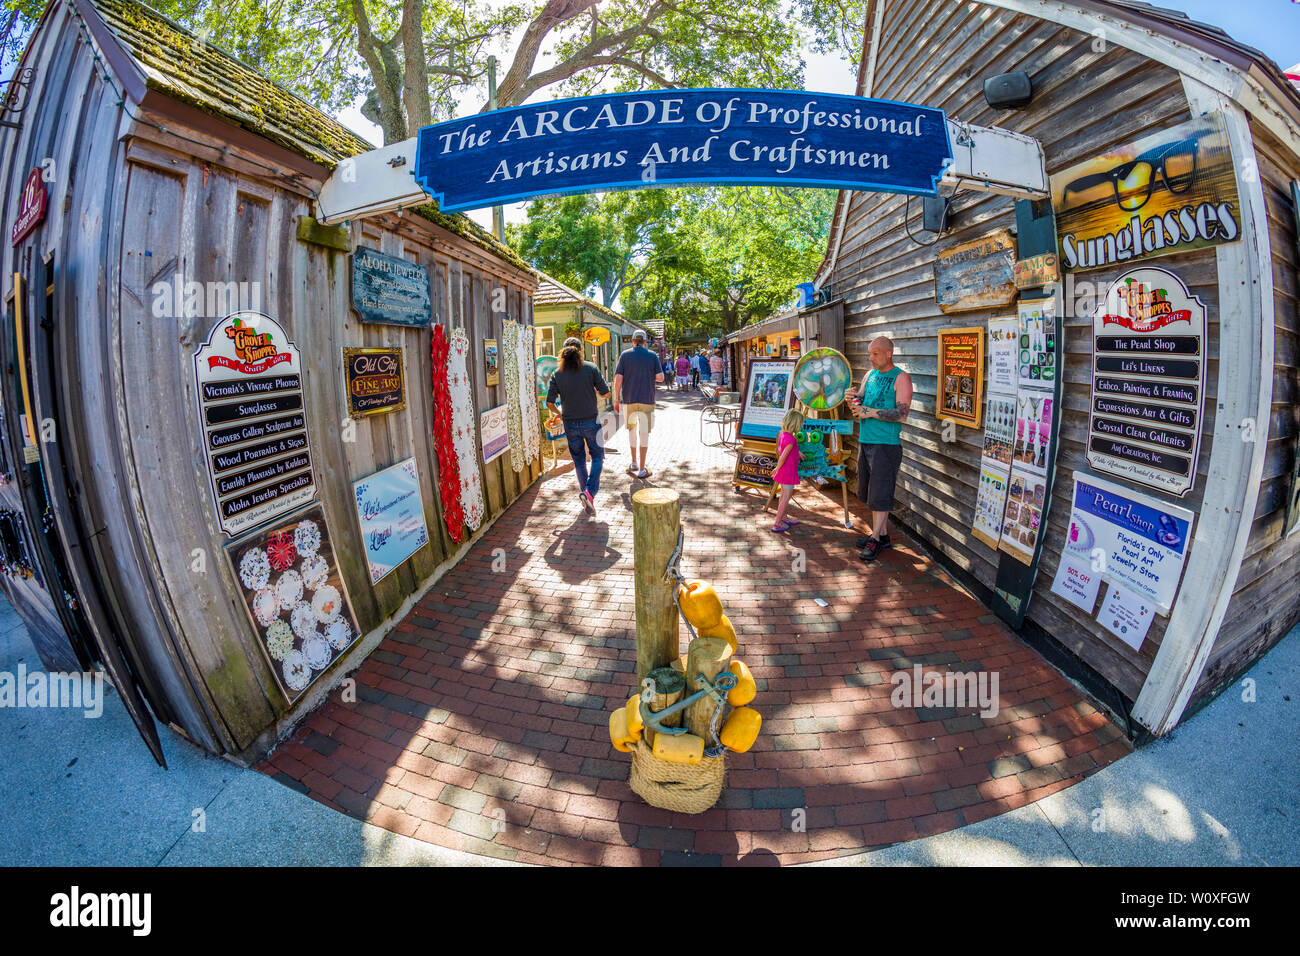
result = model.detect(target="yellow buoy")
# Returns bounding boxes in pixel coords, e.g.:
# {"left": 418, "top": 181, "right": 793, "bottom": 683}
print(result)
{"left": 727, "top": 659, "right": 757, "bottom": 706}
{"left": 677, "top": 580, "right": 723, "bottom": 630}
{"left": 698, "top": 615, "right": 737, "bottom": 653}
{"left": 720, "top": 707, "right": 762, "bottom": 753}
{"left": 625, "top": 694, "right": 644, "bottom": 734}
{"left": 609, "top": 707, "right": 639, "bottom": 752}
{"left": 653, "top": 732, "right": 705, "bottom": 765}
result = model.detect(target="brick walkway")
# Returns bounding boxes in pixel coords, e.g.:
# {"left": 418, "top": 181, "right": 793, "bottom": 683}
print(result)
{"left": 260, "top": 389, "right": 1131, "bottom": 865}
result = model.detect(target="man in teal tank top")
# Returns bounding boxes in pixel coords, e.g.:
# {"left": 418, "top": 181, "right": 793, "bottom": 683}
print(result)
{"left": 849, "top": 336, "right": 913, "bottom": 562}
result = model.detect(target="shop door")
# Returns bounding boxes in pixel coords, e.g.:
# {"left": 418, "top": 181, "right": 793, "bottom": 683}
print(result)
{"left": 9, "top": 265, "right": 166, "bottom": 766}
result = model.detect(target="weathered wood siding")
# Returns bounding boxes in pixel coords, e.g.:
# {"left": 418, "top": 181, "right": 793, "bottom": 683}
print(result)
{"left": 1190, "top": 120, "right": 1300, "bottom": 705}
{"left": 0, "top": 0, "right": 540, "bottom": 757}
{"left": 828, "top": 0, "right": 1207, "bottom": 703}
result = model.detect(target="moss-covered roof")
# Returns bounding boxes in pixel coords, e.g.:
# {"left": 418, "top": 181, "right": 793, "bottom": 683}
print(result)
{"left": 88, "top": 0, "right": 532, "bottom": 274}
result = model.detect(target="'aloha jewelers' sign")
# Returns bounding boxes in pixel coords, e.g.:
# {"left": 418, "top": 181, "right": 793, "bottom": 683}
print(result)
{"left": 414, "top": 90, "right": 952, "bottom": 212}
{"left": 351, "top": 248, "right": 431, "bottom": 327}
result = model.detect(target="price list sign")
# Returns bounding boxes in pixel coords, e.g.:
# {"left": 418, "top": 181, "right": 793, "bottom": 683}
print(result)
{"left": 1087, "top": 267, "right": 1206, "bottom": 497}
{"left": 937, "top": 327, "right": 984, "bottom": 428}
{"left": 195, "top": 312, "right": 317, "bottom": 536}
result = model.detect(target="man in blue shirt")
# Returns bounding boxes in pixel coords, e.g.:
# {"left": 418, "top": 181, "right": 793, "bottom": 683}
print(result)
{"left": 613, "top": 329, "right": 664, "bottom": 479}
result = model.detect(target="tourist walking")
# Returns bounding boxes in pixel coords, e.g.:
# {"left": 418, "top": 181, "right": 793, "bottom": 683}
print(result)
{"left": 546, "top": 336, "right": 611, "bottom": 516}
{"left": 848, "top": 336, "right": 912, "bottom": 561}
{"left": 613, "top": 329, "right": 663, "bottom": 479}
{"left": 709, "top": 349, "right": 724, "bottom": 387}
{"left": 674, "top": 352, "right": 691, "bottom": 390}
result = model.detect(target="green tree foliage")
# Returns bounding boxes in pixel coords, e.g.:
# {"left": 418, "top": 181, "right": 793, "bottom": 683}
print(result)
{"left": 507, "top": 189, "right": 678, "bottom": 307}
{"left": 620, "top": 185, "right": 835, "bottom": 340}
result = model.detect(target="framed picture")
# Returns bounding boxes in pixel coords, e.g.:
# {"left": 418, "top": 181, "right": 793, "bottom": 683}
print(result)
{"left": 342, "top": 346, "right": 406, "bottom": 418}
{"left": 738, "top": 358, "right": 796, "bottom": 442}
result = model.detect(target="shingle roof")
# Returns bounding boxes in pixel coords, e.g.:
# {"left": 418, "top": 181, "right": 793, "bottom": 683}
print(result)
{"left": 533, "top": 272, "right": 628, "bottom": 324}
{"left": 85, "top": 0, "right": 532, "bottom": 274}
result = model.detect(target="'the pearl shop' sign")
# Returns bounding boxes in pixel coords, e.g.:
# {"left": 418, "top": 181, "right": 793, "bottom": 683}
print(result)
{"left": 413, "top": 90, "right": 952, "bottom": 212}
{"left": 1087, "top": 267, "right": 1206, "bottom": 497}
{"left": 194, "top": 312, "right": 317, "bottom": 536}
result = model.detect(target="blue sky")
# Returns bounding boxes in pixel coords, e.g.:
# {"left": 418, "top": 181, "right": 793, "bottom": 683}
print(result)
{"left": 1163, "top": 0, "right": 1300, "bottom": 69}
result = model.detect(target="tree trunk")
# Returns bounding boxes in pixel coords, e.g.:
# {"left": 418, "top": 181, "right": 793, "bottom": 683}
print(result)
{"left": 402, "top": 0, "right": 432, "bottom": 131}
{"left": 353, "top": 0, "right": 406, "bottom": 144}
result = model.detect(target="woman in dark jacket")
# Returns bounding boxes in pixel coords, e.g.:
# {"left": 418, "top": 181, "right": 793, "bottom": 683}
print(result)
{"left": 545, "top": 337, "right": 611, "bottom": 516}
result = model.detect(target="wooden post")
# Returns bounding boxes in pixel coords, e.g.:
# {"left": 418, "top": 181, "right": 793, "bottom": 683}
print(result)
{"left": 684, "top": 637, "right": 732, "bottom": 742}
{"left": 633, "top": 488, "right": 681, "bottom": 683}
{"left": 643, "top": 666, "right": 684, "bottom": 749}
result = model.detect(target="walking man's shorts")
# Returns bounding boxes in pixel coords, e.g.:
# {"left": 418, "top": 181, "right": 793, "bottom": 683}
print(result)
{"left": 622, "top": 403, "right": 654, "bottom": 442}
{"left": 857, "top": 442, "right": 903, "bottom": 511}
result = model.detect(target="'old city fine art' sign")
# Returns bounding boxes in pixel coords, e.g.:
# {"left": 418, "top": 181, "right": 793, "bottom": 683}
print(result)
{"left": 342, "top": 346, "right": 406, "bottom": 418}
{"left": 1087, "top": 266, "right": 1206, "bottom": 498}
{"left": 414, "top": 90, "right": 953, "bottom": 212}
{"left": 351, "top": 247, "right": 432, "bottom": 327}
{"left": 194, "top": 312, "right": 317, "bottom": 537}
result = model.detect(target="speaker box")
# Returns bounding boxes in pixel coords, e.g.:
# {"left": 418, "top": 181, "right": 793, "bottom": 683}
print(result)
{"left": 984, "top": 71, "right": 1033, "bottom": 110}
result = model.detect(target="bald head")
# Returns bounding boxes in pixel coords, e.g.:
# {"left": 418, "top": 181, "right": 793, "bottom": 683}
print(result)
{"left": 868, "top": 336, "right": 895, "bottom": 370}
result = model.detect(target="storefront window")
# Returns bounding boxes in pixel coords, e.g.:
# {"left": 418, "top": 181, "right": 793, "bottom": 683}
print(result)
{"left": 535, "top": 326, "right": 554, "bottom": 356}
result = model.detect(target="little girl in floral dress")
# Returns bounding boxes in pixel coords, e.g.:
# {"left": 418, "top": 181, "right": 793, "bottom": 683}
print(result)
{"left": 770, "top": 409, "right": 804, "bottom": 532}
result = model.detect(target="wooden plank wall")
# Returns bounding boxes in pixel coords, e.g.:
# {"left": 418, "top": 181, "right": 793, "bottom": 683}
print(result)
{"left": 0, "top": 0, "right": 541, "bottom": 756}
{"left": 829, "top": 0, "right": 1205, "bottom": 703}
{"left": 1190, "top": 121, "right": 1300, "bottom": 705}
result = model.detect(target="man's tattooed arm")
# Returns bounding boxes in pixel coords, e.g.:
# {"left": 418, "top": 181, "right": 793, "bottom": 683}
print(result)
{"left": 874, "top": 402, "right": 909, "bottom": 422}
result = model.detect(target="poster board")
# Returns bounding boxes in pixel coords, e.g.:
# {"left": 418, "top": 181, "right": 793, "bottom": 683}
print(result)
{"left": 1086, "top": 266, "right": 1206, "bottom": 498}
{"left": 342, "top": 346, "right": 406, "bottom": 418}
{"left": 972, "top": 392, "right": 1015, "bottom": 550}
{"left": 226, "top": 505, "right": 361, "bottom": 702}
{"left": 480, "top": 403, "right": 509, "bottom": 464}
{"left": 484, "top": 339, "right": 500, "bottom": 387}
{"left": 352, "top": 458, "right": 431, "bottom": 585}
{"left": 737, "top": 358, "right": 796, "bottom": 442}
{"left": 194, "top": 311, "right": 316, "bottom": 537}
{"left": 937, "top": 327, "right": 984, "bottom": 428}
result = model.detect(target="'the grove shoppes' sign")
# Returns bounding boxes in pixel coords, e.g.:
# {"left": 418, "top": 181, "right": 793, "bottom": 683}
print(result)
{"left": 414, "top": 90, "right": 952, "bottom": 212}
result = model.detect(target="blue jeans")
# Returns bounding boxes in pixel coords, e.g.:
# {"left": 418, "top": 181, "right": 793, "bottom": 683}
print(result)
{"left": 565, "top": 418, "right": 604, "bottom": 497}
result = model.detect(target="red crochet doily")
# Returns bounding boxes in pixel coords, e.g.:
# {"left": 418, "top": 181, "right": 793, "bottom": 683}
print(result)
{"left": 266, "top": 530, "right": 297, "bottom": 571}
{"left": 431, "top": 324, "right": 465, "bottom": 543}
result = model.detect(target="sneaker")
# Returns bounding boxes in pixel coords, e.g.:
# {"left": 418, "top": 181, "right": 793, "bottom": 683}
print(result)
{"left": 855, "top": 535, "right": 876, "bottom": 548}
{"left": 636, "top": 468, "right": 651, "bottom": 479}
{"left": 579, "top": 491, "right": 594, "bottom": 514}
{"left": 626, "top": 464, "right": 640, "bottom": 476}
{"left": 859, "top": 536, "right": 892, "bottom": 562}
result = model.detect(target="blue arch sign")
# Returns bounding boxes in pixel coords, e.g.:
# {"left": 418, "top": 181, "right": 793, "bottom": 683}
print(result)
{"left": 413, "top": 89, "right": 952, "bottom": 212}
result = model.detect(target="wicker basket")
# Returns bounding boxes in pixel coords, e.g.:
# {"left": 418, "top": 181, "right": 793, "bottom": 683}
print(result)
{"left": 628, "top": 739, "right": 725, "bottom": 814}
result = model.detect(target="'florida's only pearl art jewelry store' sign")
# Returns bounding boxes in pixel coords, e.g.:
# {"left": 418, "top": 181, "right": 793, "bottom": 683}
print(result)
{"left": 194, "top": 312, "right": 316, "bottom": 537}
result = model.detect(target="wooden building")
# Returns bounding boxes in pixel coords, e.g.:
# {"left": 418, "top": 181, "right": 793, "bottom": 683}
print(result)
{"left": 532, "top": 271, "right": 646, "bottom": 386}
{"left": 817, "top": 0, "right": 1300, "bottom": 735}
{"left": 0, "top": 0, "right": 541, "bottom": 763}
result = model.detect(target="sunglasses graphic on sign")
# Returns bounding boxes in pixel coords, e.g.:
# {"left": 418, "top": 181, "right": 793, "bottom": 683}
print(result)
{"left": 1061, "top": 130, "right": 1209, "bottom": 213}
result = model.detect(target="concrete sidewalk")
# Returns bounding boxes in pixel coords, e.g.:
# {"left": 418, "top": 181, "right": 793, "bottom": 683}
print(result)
{"left": 1, "top": 589, "right": 1294, "bottom": 866}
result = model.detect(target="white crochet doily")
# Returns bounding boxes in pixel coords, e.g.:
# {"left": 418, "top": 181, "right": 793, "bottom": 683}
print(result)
{"left": 502, "top": 320, "right": 523, "bottom": 471}
{"left": 449, "top": 326, "right": 485, "bottom": 530}
{"left": 518, "top": 322, "right": 540, "bottom": 465}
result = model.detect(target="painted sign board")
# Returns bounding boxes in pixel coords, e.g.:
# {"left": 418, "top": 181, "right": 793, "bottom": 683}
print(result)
{"left": 1014, "top": 252, "right": 1059, "bottom": 289}
{"left": 1050, "top": 111, "right": 1241, "bottom": 272}
{"left": 414, "top": 89, "right": 952, "bottom": 212}
{"left": 1086, "top": 266, "right": 1205, "bottom": 497}
{"left": 194, "top": 312, "right": 316, "bottom": 537}
{"left": 350, "top": 247, "right": 431, "bottom": 327}
{"left": 1061, "top": 473, "right": 1194, "bottom": 614}
{"left": 225, "top": 505, "right": 361, "bottom": 702}
{"left": 937, "top": 327, "right": 984, "bottom": 427}
{"left": 342, "top": 346, "right": 406, "bottom": 418}
{"left": 352, "top": 458, "right": 430, "bottom": 585}
{"left": 934, "top": 229, "right": 1016, "bottom": 312}
{"left": 737, "top": 359, "right": 796, "bottom": 442}
{"left": 734, "top": 442, "right": 777, "bottom": 490}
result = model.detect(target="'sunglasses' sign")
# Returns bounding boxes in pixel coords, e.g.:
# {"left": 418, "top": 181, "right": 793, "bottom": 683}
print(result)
{"left": 1050, "top": 111, "right": 1241, "bottom": 271}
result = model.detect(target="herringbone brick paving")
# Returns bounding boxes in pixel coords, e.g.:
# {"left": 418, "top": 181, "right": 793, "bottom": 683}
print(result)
{"left": 260, "top": 388, "right": 1131, "bottom": 865}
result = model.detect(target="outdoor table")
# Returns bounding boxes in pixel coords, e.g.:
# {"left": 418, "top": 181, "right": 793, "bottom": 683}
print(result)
{"left": 700, "top": 402, "right": 741, "bottom": 448}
